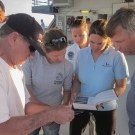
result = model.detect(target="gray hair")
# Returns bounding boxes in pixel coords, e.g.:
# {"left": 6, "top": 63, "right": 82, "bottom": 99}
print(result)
{"left": 0, "top": 24, "right": 15, "bottom": 37}
{"left": 106, "top": 7, "right": 135, "bottom": 37}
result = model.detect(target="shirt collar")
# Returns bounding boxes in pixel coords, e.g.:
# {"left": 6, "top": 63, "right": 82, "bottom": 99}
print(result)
{"left": 75, "top": 43, "right": 90, "bottom": 50}
{"left": 102, "top": 46, "right": 111, "bottom": 54}
{"left": 89, "top": 46, "right": 111, "bottom": 55}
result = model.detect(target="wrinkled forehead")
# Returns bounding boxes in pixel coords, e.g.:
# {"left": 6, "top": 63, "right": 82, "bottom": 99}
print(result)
{"left": 112, "top": 26, "right": 127, "bottom": 37}
{"left": 111, "top": 27, "right": 130, "bottom": 43}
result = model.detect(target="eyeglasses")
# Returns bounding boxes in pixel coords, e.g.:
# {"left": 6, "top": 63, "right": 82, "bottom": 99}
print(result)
{"left": 29, "top": 44, "right": 36, "bottom": 52}
{"left": 20, "top": 34, "right": 36, "bottom": 52}
{"left": 45, "top": 37, "right": 67, "bottom": 46}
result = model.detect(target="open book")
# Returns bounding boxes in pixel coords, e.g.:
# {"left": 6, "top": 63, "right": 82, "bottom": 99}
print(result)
{"left": 73, "top": 89, "right": 118, "bottom": 110}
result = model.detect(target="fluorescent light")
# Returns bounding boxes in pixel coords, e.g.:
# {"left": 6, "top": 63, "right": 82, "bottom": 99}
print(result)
{"left": 80, "top": 10, "right": 90, "bottom": 13}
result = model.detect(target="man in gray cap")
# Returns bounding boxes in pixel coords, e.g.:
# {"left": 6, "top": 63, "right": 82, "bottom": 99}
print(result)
{"left": 0, "top": 13, "right": 74, "bottom": 135}
{"left": 106, "top": 7, "right": 135, "bottom": 135}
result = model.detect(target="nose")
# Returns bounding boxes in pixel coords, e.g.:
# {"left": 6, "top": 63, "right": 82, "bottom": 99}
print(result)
{"left": 92, "top": 44, "right": 99, "bottom": 50}
{"left": 57, "top": 56, "right": 64, "bottom": 62}
{"left": 76, "top": 36, "right": 81, "bottom": 42}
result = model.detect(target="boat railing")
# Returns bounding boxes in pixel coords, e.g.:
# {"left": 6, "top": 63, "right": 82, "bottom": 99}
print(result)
{"left": 32, "top": 0, "right": 52, "bottom": 6}
{"left": 48, "top": 16, "right": 56, "bottom": 29}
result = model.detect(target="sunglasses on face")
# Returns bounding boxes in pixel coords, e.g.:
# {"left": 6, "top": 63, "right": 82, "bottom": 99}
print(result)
{"left": 29, "top": 45, "right": 36, "bottom": 52}
{"left": 20, "top": 34, "right": 36, "bottom": 52}
{"left": 45, "top": 37, "right": 67, "bottom": 46}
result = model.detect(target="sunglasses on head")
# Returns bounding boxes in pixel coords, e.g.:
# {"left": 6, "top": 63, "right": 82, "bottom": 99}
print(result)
{"left": 45, "top": 37, "right": 67, "bottom": 46}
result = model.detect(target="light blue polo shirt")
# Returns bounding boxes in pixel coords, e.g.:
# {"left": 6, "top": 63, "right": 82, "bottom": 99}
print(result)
{"left": 75, "top": 46, "right": 129, "bottom": 111}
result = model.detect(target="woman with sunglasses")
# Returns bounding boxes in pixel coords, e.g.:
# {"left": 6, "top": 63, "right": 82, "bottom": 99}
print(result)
{"left": 65, "top": 19, "right": 89, "bottom": 70}
{"left": 70, "top": 19, "right": 129, "bottom": 135}
{"left": 22, "top": 28, "right": 74, "bottom": 135}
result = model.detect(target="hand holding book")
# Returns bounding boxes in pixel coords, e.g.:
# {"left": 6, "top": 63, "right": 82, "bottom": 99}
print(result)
{"left": 73, "top": 89, "right": 118, "bottom": 110}
{"left": 96, "top": 103, "right": 104, "bottom": 110}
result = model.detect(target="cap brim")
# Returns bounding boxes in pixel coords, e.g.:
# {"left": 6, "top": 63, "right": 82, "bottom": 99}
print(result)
{"left": 30, "top": 40, "right": 45, "bottom": 56}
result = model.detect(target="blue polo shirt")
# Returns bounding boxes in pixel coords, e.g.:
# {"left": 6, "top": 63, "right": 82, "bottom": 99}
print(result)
{"left": 75, "top": 46, "right": 129, "bottom": 111}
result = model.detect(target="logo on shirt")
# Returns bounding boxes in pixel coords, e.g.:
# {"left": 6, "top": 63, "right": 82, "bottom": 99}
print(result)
{"left": 68, "top": 51, "right": 74, "bottom": 59}
{"left": 102, "top": 62, "right": 112, "bottom": 67}
{"left": 54, "top": 73, "right": 63, "bottom": 85}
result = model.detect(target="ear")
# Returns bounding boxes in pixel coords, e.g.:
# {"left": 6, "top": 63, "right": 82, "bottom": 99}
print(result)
{"left": 8, "top": 32, "right": 19, "bottom": 47}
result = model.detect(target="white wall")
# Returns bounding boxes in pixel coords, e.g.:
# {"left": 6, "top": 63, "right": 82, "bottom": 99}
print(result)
{"left": 54, "top": 0, "right": 125, "bottom": 39}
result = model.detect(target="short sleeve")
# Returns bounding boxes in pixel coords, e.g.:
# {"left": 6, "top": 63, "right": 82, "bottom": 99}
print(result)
{"left": 63, "top": 62, "right": 74, "bottom": 91}
{"left": 114, "top": 52, "right": 129, "bottom": 80}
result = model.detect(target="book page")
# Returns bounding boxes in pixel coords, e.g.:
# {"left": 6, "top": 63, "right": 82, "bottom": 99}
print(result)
{"left": 73, "top": 103, "right": 97, "bottom": 110}
{"left": 74, "top": 97, "right": 88, "bottom": 104}
{"left": 73, "top": 89, "right": 118, "bottom": 110}
{"left": 95, "top": 89, "right": 118, "bottom": 105}
{"left": 87, "top": 97, "right": 95, "bottom": 105}
{"left": 73, "top": 97, "right": 97, "bottom": 110}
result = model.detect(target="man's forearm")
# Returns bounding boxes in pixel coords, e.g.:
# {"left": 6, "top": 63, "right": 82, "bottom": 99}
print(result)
{"left": 0, "top": 104, "right": 74, "bottom": 135}
{"left": 25, "top": 102, "right": 50, "bottom": 115}
{"left": 0, "top": 109, "right": 54, "bottom": 135}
